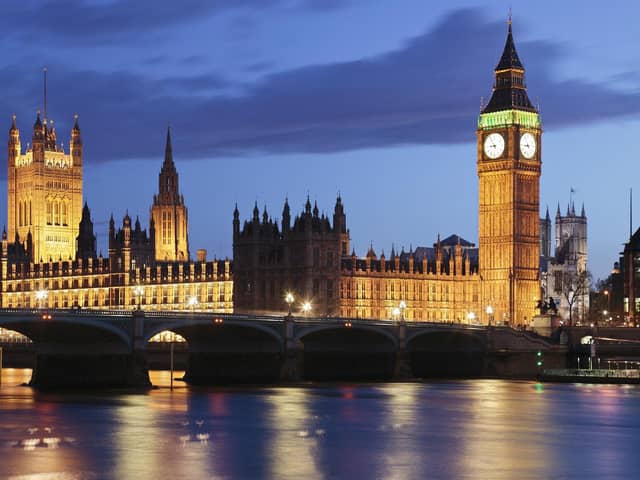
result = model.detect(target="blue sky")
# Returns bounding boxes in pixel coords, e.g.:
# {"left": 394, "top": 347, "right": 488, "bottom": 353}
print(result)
{"left": 1, "top": 0, "right": 639, "bottom": 281}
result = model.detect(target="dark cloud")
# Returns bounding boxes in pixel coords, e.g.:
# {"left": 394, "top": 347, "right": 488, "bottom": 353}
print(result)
{"left": 2, "top": 7, "right": 640, "bottom": 175}
{"left": 3, "top": 0, "right": 356, "bottom": 43}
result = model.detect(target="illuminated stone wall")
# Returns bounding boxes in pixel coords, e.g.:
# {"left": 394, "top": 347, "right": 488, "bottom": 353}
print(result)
{"left": 0, "top": 257, "right": 232, "bottom": 312}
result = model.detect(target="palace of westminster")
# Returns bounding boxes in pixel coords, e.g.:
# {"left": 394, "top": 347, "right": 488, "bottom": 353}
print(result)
{"left": 0, "top": 23, "right": 590, "bottom": 326}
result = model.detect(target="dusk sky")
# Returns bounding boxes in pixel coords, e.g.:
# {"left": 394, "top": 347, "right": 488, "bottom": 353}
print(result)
{"left": 1, "top": 1, "right": 639, "bottom": 281}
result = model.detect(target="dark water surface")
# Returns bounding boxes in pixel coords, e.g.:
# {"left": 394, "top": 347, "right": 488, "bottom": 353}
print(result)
{"left": 1, "top": 369, "right": 640, "bottom": 479}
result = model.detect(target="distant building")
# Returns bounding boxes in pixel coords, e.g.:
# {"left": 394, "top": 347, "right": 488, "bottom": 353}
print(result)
{"left": 540, "top": 202, "right": 589, "bottom": 323}
{"left": 619, "top": 228, "right": 640, "bottom": 323}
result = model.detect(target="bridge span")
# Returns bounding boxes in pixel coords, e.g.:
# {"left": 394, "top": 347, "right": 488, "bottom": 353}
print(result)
{"left": 0, "top": 309, "right": 565, "bottom": 388}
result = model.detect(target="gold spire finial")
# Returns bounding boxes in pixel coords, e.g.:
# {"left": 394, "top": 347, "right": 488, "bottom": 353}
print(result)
{"left": 508, "top": 8, "right": 512, "bottom": 26}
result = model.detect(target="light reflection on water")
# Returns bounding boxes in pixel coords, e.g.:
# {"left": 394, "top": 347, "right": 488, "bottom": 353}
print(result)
{"left": 2, "top": 369, "right": 640, "bottom": 479}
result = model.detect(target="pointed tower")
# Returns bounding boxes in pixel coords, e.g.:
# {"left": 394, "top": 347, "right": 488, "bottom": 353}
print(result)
{"left": 333, "top": 195, "right": 349, "bottom": 256}
{"left": 282, "top": 198, "right": 291, "bottom": 234}
{"left": 477, "top": 19, "right": 542, "bottom": 326}
{"left": 8, "top": 101, "right": 83, "bottom": 263}
{"left": 76, "top": 202, "right": 96, "bottom": 260}
{"left": 150, "top": 127, "right": 190, "bottom": 261}
{"left": 540, "top": 206, "right": 551, "bottom": 259}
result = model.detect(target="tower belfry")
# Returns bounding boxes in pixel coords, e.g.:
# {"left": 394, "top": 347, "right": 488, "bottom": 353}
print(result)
{"left": 7, "top": 70, "right": 83, "bottom": 262}
{"left": 150, "top": 127, "right": 189, "bottom": 261}
{"left": 477, "top": 19, "right": 542, "bottom": 325}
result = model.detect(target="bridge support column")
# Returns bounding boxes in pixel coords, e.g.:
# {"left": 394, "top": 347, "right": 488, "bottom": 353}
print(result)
{"left": 128, "top": 309, "right": 151, "bottom": 387}
{"left": 280, "top": 315, "right": 302, "bottom": 381}
{"left": 393, "top": 321, "right": 412, "bottom": 379}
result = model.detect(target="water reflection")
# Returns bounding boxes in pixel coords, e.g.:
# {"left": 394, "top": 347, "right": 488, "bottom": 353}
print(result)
{"left": 265, "top": 388, "right": 322, "bottom": 479}
{"left": 3, "top": 370, "right": 640, "bottom": 478}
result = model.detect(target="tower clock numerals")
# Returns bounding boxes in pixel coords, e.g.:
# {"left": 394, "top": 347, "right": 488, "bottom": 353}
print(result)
{"left": 519, "top": 132, "right": 536, "bottom": 159}
{"left": 483, "top": 133, "right": 505, "bottom": 159}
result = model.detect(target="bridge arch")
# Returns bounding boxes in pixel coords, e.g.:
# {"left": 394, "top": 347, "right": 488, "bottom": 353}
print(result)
{"left": 0, "top": 314, "right": 132, "bottom": 351}
{"left": 406, "top": 327, "right": 486, "bottom": 348}
{"left": 295, "top": 323, "right": 398, "bottom": 348}
{"left": 407, "top": 329, "right": 487, "bottom": 378}
{"left": 143, "top": 319, "right": 284, "bottom": 350}
{"left": 143, "top": 317, "right": 284, "bottom": 384}
{"left": 296, "top": 323, "right": 398, "bottom": 380}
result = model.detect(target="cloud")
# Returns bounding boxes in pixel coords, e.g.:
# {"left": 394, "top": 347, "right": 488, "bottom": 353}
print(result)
{"left": 2, "top": 7, "right": 640, "bottom": 174}
{"left": 4, "top": 0, "right": 356, "bottom": 43}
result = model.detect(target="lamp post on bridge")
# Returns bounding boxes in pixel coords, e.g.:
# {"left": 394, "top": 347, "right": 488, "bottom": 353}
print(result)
{"left": 466, "top": 311, "right": 476, "bottom": 326}
{"left": 133, "top": 285, "right": 144, "bottom": 311}
{"left": 302, "top": 301, "right": 312, "bottom": 318}
{"left": 35, "top": 289, "right": 48, "bottom": 310}
{"left": 399, "top": 300, "right": 407, "bottom": 323}
{"left": 285, "top": 292, "right": 294, "bottom": 317}
{"left": 187, "top": 295, "right": 198, "bottom": 314}
{"left": 486, "top": 305, "right": 494, "bottom": 326}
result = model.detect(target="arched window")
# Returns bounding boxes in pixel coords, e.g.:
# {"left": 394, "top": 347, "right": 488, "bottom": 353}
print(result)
{"left": 61, "top": 202, "right": 68, "bottom": 226}
{"left": 18, "top": 201, "right": 23, "bottom": 227}
{"left": 46, "top": 200, "right": 53, "bottom": 225}
{"left": 29, "top": 200, "right": 32, "bottom": 225}
{"left": 53, "top": 201, "right": 60, "bottom": 225}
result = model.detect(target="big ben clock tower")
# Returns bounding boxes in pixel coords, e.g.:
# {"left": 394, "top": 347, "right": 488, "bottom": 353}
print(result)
{"left": 478, "top": 20, "right": 541, "bottom": 326}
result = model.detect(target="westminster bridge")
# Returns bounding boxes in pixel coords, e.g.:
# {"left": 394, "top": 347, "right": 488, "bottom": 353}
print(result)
{"left": 0, "top": 308, "right": 572, "bottom": 388}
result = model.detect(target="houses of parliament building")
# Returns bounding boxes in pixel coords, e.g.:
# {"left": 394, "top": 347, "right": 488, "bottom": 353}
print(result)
{"left": 0, "top": 22, "right": 544, "bottom": 326}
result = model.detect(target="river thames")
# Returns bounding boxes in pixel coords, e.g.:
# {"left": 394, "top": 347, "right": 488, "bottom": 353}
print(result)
{"left": 1, "top": 368, "right": 640, "bottom": 479}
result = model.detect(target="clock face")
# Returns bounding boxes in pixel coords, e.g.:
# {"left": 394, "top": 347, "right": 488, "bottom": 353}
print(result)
{"left": 483, "top": 133, "right": 504, "bottom": 159}
{"left": 520, "top": 132, "right": 536, "bottom": 159}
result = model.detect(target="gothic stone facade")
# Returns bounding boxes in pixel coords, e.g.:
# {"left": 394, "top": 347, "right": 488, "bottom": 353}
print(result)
{"left": 233, "top": 197, "right": 481, "bottom": 322}
{"left": 1, "top": 123, "right": 231, "bottom": 312}
{"left": 540, "top": 203, "right": 589, "bottom": 323}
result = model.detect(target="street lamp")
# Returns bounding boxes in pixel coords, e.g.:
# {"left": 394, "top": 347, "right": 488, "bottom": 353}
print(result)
{"left": 187, "top": 295, "right": 198, "bottom": 311}
{"left": 486, "top": 305, "right": 494, "bottom": 326}
{"left": 392, "top": 307, "right": 400, "bottom": 322}
{"left": 399, "top": 300, "right": 407, "bottom": 322}
{"left": 285, "top": 292, "right": 294, "bottom": 316}
{"left": 302, "top": 301, "right": 312, "bottom": 317}
{"left": 133, "top": 285, "right": 144, "bottom": 310}
{"left": 467, "top": 311, "right": 476, "bottom": 325}
{"left": 35, "top": 289, "right": 48, "bottom": 309}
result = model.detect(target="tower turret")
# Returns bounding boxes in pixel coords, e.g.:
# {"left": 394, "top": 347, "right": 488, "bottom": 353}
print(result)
{"left": 70, "top": 114, "right": 82, "bottom": 166}
{"left": 32, "top": 111, "right": 44, "bottom": 160}
{"left": 8, "top": 115, "right": 20, "bottom": 168}
{"left": 332, "top": 195, "right": 349, "bottom": 256}
{"left": 282, "top": 198, "right": 290, "bottom": 234}
{"left": 233, "top": 203, "right": 240, "bottom": 236}
{"left": 76, "top": 202, "right": 96, "bottom": 260}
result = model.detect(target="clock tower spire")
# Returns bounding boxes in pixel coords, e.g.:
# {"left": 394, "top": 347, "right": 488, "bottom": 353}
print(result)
{"left": 477, "top": 19, "right": 542, "bottom": 326}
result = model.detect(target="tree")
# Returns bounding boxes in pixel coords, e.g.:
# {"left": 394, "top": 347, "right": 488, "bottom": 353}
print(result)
{"left": 561, "top": 269, "right": 592, "bottom": 326}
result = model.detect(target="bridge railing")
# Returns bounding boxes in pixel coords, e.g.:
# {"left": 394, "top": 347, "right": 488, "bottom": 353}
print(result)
{"left": 0, "top": 308, "right": 492, "bottom": 330}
